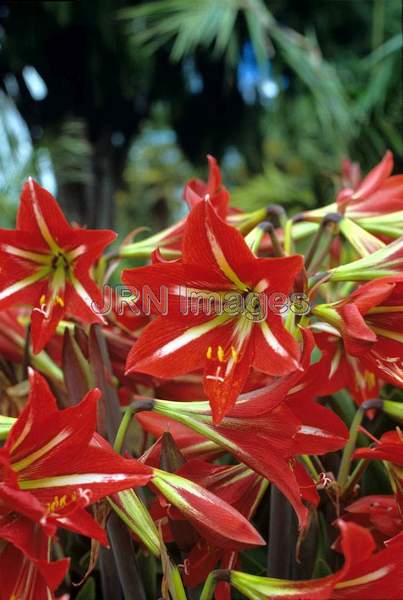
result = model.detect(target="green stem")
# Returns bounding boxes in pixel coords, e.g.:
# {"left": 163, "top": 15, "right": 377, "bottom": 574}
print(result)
{"left": 305, "top": 214, "right": 341, "bottom": 275}
{"left": 337, "top": 407, "right": 365, "bottom": 489}
{"left": 301, "top": 455, "right": 320, "bottom": 481}
{"left": 341, "top": 459, "right": 369, "bottom": 499}
{"left": 113, "top": 407, "right": 134, "bottom": 453}
{"left": 200, "top": 571, "right": 224, "bottom": 600}
{"left": 263, "top": 222, "right": 284, "bottom": 257}
{"left": 283, "top": 218, "right": 294, "bottom": 255}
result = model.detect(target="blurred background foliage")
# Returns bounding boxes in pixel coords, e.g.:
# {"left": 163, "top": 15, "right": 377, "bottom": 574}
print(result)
{"left": 0, "top": 0, "right": 401, "bottom": 234}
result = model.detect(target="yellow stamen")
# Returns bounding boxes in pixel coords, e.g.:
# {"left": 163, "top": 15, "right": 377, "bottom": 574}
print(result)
{"left": 55, "top": 295, "right": 65, "bottom": 307}
{"left": 47, "top": 492, "right": 75, "bottom": 514}
{"left": 39, "top": 294, "right": 46, "bottom": 306}
{"left": 206, "top": 346, "right": 212, "bottom": 359}
{"left": 231, "top": 346, "right": 238, "bottom": 361}
{"left": 364, "top": 370, "right": 376, "bottom": 390}
{"left": 217, "top": 345, "right": 225, "bottom": 362}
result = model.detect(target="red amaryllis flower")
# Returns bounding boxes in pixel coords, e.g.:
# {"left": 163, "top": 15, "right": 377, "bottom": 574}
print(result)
{"left": 137, "top": 330, "right": 347, "bottom": 528}
{"left": 337, "top": 150, "right": 403, "bottom": 217}
{"left": 147, "top": 396, "right": 345, "bottom": 528}
{"left": 123, "top": 198, "right": 302, "bottom": 423}
{"left": 355, "top": 429, "right": 403, "bottom": 466}
{"left": 314, "top": 276, "right": 403, "bottom": 388}
{"left": 137, "top": 411, "right": 222, "bottom": 462}
{"left": 227, "top": 519, "right": 403, "bottom": 599}
{"left": 167, "top": 461, "right": 267, "bottom": 597}
{"left": 0, "top": 179, "right": 116, "bottom": 353}
{"left": 343, "top": 495, "right": 403, "bottom": 546}
{"left": 307, "top": 329, "right": 381, "bottom": 408}
{"left": 355, "top": 429, "right": 403, "bottom": 514}
{"left": 305, "top": 151, "right": 402, "bottom": 220}
{"left": 150, "top": 465, "right": 265, "bottom": 551}
{"left": 184, "top": 154, "right": 230, "bottom": 218}
{"left": 0, "top": 369, "right": 152, "bottom": 544}
{"left": 146, "top": 451, "right": 266, "bottom": 600}
{"left": 0, "top": 515, "right": 69, "bottom": 600}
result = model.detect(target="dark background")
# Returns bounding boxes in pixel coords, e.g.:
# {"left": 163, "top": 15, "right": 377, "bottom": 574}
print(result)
{"left": 0, "top": 0, "right": 401, "bottom": 236}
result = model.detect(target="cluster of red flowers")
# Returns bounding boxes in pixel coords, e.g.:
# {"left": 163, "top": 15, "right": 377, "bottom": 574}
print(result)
{"left": 0, "top": 152, "right": 402, "bottom": 599}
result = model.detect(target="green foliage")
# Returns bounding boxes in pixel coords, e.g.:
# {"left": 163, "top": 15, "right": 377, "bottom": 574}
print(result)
{"left": 0, "top": 0, "right": 401, "bottom": 228}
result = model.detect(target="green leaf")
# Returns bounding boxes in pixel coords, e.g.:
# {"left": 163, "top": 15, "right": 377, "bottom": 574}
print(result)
{"left": 75, "top": 577, "right": 96, "bottom": 600}
{"left": 383, "top": 400, "right": 403, "bottom": 425}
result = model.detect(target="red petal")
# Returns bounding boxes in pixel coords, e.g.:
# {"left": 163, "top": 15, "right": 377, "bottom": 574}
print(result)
{"left": 18, "top": 178, "right": 70, "bottom": 247}
{"left": 352, "top": 150, "right": 393, "bottom": 201}
{"left": 126, "top": 314, "right": 234, "bottom": 378}
{"left": 182, "top": 199, "right": 254, "bottom": 285}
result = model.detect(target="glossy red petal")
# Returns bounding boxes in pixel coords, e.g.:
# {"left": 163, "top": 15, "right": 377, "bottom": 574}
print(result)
{"left": 31, "top": 301, "right": 65, "bottom": 354}
{"left": 125, "top": 314, "right": 234, "bottom": 377}
{"left": 352, "top": 150, "right": 393, "bottom": 201}
{"left": 152, "top": 469, "right": 265, "bottom": 550}
{"left": 18, "top": 178, "right": 70, "bottom": 247}
{"left": 182, "top": 199, "right": 254, "bottom": 285}
{"left": 253, "top": 316, "right": 300, "bottom": 376}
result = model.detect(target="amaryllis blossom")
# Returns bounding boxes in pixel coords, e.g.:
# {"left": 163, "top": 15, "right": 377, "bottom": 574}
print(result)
{"left": 314, "top": 276, "right": 403, "bottom": 388}
{"left": 355, "top": 429, "right": 403, "bottom": 513}
{"left": 144, "top": 338, "right": 347, "bottom": 528}
{"left": 167, "top": 460, "right": 267, "bottom": 597}
{"left": 137, "top": 411, "right": 222, "bottom": 461}
{"left": 123, "top": 198, "right": 303, "bottom": 423}
{"left": 355, "top": 429, "right": 403, "bottom": 466}
{"left": 304, "top": 150, "right": 403, "bottom": 220}
{"left": 226, "top": 520, "right": 403, "bottom": 599}
{"left": 150, "top": 465, "right": 265, "bottom": 551}
{"left": 336, "top": 150, "right": 403, "bottom": 217}
{"left": 343, "top": 495, "right": 403, "bottom": 546}
{"left": 184, "top": 154, "right": 230, "bottom": 218}
{"left": 308, "top": 329, "right": 381, "bottom": 407}
{"left": 0, "top": 369, "right": 152, "bottom": 544}
{"left": 0, "top": 516, "right": 69, "bottom": 600}
{"left": 302, "top": 152, "right": 403, "bottom": 256}
{"left": 0, "top": 179, "right": 116, "bottom": 353}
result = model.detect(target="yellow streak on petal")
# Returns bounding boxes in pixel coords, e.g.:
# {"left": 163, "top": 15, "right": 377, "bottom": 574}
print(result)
{"left": 335, "top": 565, "right": 392, "bottom": 589}
{"left": 12, "top": 428, "right": 72, "bottom": 472}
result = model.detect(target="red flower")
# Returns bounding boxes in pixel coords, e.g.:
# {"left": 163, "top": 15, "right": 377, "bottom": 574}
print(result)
{"left": 0, "top": 179, "right": 116, "bottom": 353}
{"left": 355, "top": 430, "right": 403, "bottom": 515}
{"left": 0, "top": 370, "right": 152, "bottom": 544}
{"left": 337, "top": 150, "right": 403, "bottom": 217}
{"left": 150, "top": 464, "right": 265, "bottom": 551}
{"left": 314, "top": 276, "right": 403, "bottom": 388}
{"left": 123, "top": 198, "right": 302, "bottom": 423}
{"left": 147, "top": 361, "right": 347, "bottom": 528}
{"left": 308, "top": 330, "right": 381, "bottom": 408}
{"left": 184, "top": 154, "right": 230, "bottom": 218}
{"left": 136, "top": 331, "right": 346, "bottom": 528}
{"left": 343, "top": 495, "right": 403, "bottom": 546}
{"left": 174, "top": 461, "right": 266, "bottom": 593}
{"left": 229, "top": 520, "right": 403, "bottom": 599}
{"left": 0, "top": 516, "right": 69, "bottom": 600}
{"left": 355, "top": 430, "right": 403, "bottom": 466}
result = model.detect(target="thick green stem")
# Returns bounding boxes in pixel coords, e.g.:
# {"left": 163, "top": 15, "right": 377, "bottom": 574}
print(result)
{"left": 113, "top": 407, "right": 134, "bottom": 454}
